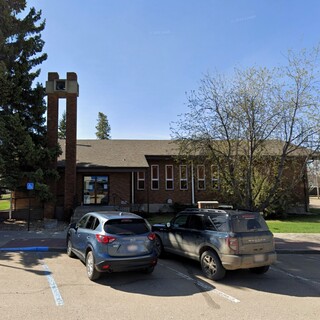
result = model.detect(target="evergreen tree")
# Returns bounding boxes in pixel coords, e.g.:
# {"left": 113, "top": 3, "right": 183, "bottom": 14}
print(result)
{"left": 58, "top": 110, "right": 67, "bottom": 139}
{"left": 0, "top": 0, "right": 61, "bottom": 201}
{"left": 95, "top": 112, "right": 111, "bottom": 139}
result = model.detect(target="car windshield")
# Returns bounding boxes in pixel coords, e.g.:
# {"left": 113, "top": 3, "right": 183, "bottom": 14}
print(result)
{"left": 231, "top": 214, "right": 269, "bottom": 232}
{"left": 104, "top": 218, "right": 150, "bottom": 235}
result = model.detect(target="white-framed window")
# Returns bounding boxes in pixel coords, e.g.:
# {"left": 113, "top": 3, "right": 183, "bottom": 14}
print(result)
{"left": 151, "top": 165, "right": 159, "bottom": 190}
{"left": 211, "top": 165, "right": 220, "bottom": 190}
{"left": 137, "top": 171, "right": 145, "bottom": 190}
{"left": 179, "top": 165, "right": 188, "bottom": 190}
{"left": 166, "top": 165, "right": 174, "bottom": 190}
{"left": 197, "top": 165, "right": 206, "bottom": 190}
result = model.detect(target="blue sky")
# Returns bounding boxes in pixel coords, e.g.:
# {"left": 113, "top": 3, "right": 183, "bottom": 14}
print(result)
{"left": 27, "top": 0, "right": 320, "bottom": 140}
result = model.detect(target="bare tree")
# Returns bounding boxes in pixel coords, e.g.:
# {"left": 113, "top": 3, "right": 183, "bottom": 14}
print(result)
{"left": 171, "top": 47, "right": 320, "bottom": 213}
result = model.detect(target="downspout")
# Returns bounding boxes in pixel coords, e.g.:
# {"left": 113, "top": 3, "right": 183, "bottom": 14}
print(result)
{"left": 146, "top": 168, "right": 150, "bottom": 214}
{"left": 131, "top": 172, "right": 135, "bottom": 204}
{"left": 191, "top": 161, "right": 195, "bottom": 205}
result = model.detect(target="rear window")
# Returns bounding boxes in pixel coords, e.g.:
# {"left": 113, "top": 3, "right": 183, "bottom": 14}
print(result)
{"left": 206, "top": 215, "right": 229, "bottom": 232}
{"left": 104, "top": 218, "right": 150, "bottom": 235}
{"left": 231, "top": 214, "right": 269, "bottom": 232}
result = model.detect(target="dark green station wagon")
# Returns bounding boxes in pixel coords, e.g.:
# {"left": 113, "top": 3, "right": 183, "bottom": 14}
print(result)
{"left": 152, "top": 209, "right": 276, "bottom": 280}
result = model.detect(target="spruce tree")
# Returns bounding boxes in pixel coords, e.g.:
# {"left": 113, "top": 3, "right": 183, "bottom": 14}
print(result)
{"left": 0, "top": 0, "right": 60, "bottom": 201}
{"left": 58, "top": 110, "right": 67, "bottom": 139}
{"left": 95, "top": 112, "right": 111, "bottom": 139}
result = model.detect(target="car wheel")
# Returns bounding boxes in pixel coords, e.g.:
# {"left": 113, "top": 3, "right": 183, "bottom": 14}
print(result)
{"left": 250, "top": 265, "right": 270, "bottom": 274}
{"left": 155, "top": 235, "right": 165, "bottom": 257}
{"left": 200, "top": 250, "right": 226, "bottom": 281}
{"left": 143, "top": 266, "right": 155, "bottom": 274}
{"left": 66, "top": 238, "right": 75, "bottom": 258}
{"left": 86, "top": 251, "right": 101, "bottom": 281}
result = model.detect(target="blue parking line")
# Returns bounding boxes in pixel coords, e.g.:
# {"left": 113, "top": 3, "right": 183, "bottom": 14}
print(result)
{"left": 0, "top": 247, "right": 49, "bottom": 252}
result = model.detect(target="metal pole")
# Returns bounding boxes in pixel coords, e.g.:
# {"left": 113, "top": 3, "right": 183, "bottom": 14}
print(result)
{"left": 9, "top": 191, "right": 13, "bottom": 220}
{"left": 28, "top": 194, "right": 31, "bottom": 231}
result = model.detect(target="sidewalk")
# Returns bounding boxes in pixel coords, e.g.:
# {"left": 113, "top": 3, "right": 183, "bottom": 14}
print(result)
{"left": 0, "top": 220, "right": 68, "bottom": 252}
{"left": 273, "top": 233, "right": 320, "bottom": 254}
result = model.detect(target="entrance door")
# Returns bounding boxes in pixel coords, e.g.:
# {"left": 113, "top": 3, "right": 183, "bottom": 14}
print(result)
{"left": 83, "top": 176, "right": 109, "bottom": 205}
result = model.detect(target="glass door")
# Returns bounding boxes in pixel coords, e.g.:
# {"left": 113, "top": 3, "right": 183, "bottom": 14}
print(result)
{"left": 83, "top": 176, "right": 109, "bottom": 205}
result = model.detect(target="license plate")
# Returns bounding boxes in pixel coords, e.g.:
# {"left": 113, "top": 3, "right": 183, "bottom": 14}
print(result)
{"left": 254, "top": 254, "right": 265, "bottom": 262}
{"left": 127, "top": 244, "right": 138, "bottom": 252}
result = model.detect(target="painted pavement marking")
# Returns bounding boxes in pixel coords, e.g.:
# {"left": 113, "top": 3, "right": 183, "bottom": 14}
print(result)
{"left": 159, "top": 262, "right": 240, "bottom": 303}
{"left": 37, "top": 253, "right": 64, "bottom": 306}
{"left": 271, "top": 265, "right": 320, "bottom": 287}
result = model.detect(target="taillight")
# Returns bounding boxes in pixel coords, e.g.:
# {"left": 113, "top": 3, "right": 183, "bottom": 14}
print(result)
{"left": 227, "top": 237, "right": 239, "bottom": 253}
{"left": 95, "top": 234, "right": 116, "bottom": 244}
{"left": 148, "top": 233, "right": 156, "bottom": 241}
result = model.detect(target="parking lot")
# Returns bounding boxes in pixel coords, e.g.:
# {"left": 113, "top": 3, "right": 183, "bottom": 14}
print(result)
{"left": 0, "top": 252, "right": 319, "bottom": 320}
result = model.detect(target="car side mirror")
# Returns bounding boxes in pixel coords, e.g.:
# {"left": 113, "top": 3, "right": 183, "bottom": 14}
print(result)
{"left": 69, "top": 222, "right": 77, "bottom": 230}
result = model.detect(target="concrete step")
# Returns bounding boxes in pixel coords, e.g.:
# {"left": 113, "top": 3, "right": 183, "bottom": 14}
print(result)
{"left": 71, "top": 205, "right": 121, "bottom": 222}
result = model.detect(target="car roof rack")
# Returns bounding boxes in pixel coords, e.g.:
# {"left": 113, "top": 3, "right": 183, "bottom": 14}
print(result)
{"left": 182, "top": 208, "right": 227, "bottom": 214}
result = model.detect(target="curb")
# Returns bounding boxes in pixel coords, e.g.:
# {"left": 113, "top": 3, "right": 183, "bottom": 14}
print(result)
{"left": 276, "top": 249, "right": 320, "bottom": 254}
{"left": 0, "top": 246, "right": 66, "bottom": 252}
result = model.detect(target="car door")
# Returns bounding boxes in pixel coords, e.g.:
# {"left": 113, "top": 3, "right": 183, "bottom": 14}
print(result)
{"left": 72, "top": 215, "right": 91, "bottom": 259}
{"left": 182, "top": 215, "right": 206, "bottom": 259}
{"left": 166, "top": 214, "right": 190, "bottom": 255}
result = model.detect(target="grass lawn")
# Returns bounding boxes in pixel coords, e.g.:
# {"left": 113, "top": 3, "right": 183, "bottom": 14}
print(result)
{"left": 0, "top": 194, "right": 10, "bottom": 211}
{"left": 266, "top": 214, "right": 320, "bottom": 233}
{"left": 147, "top": 213, "right": 175, "bottom": 225}
{"left": 145, "top": 212, "right": 320, "bottom": 233}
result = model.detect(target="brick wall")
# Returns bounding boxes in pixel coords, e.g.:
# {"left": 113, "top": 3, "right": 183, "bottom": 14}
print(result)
{"left": 55, "top": 156, "right": 308, "bottom": 215}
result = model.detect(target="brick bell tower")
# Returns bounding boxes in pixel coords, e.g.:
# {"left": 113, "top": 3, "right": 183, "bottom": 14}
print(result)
{"left": 45, "top": 72, "right": 79, "bottom": 219}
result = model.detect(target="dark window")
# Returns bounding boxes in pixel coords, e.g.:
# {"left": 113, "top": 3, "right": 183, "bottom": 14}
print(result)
{"left": 211, "top": 165, "right": 220, "bottom": 190}
{"left": 172, "top": 215, "right": 188, "bottom": 228}
{"left": 180, "top": 165, "right": 188, "bottom": 190}
{"left": 166, "top": 165, "right": 174, "bottom": 190}
{"left": 104, "top": 219, "right": 149, "bottom": 235}
{"left": 187, "top": 215, "right": 204, "bottom": 230}
{"left": 86, "top": 216, "right": 99, "bottom": 230}
{"left": 208, "top": 215, "right": 229, "bottom": 232}
{"left": 151, "top": 165, "right": 159, "bottom": 190}
{"left": 137, "top": 172, "right": 145, "bottom": 190}
{"left": 231, "top": 214, "right": 268, "bottom": 232}
{"left": 197, "top": 165, "right": 205, "bottom": 190}
{"left": 77, "top": 216, "right": 89, "bottom": 228}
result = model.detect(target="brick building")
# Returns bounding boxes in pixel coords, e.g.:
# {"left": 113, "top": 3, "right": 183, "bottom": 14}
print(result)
{"left": 54, "top": 139, "right": 309, "bottom": 218}
{"left": 55, "top": 139, "right": 225, "bottom": 216}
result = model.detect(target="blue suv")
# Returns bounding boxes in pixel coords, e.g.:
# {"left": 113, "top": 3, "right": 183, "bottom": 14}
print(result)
{"left": 67, "top": 211, "right": 158, "bottom": 280}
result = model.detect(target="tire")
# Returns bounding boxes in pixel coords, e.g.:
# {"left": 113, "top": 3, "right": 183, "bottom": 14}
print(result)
{"left": 86, "top": 251, "right": 101, "bottom": 281}
{"left": 200, "top": 250, "right": 226, "bottom": 281}
{"left": 143, "top": 266, "right": 155, "bottom": 274}
{"left": 250, "top": 265, "right": 270, "bottom": 274}
{"left": 66, "top": 238, "right": 76, "bottom": 258}
{"left": 154, "top": 235, "right": 165, "bottom": 257}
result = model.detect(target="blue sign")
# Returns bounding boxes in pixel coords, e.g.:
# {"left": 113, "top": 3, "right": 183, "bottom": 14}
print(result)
{"left": 26, "top": 182, "right": 34, "bottom": 190}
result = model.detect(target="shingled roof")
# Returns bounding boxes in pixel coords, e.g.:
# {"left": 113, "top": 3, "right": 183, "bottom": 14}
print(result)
{"left": 57, "top": 139, "right": 310, "bottom": 169}
{"left": 58, "top": 139, "right": 180, "bottom": 168}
